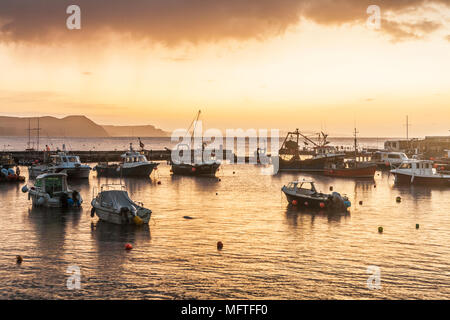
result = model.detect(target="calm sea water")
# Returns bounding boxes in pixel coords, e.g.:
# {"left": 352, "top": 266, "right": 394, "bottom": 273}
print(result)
{"left": 0, "top": 136, "right": 387, "bottom": 152}
{"left": 0, "top": 160, "right": 449, "bottom": 299}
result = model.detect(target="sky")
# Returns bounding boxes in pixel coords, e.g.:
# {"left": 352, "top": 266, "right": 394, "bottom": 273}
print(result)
{"left": 0, "top": 0, "right": 449, "bottom": 137}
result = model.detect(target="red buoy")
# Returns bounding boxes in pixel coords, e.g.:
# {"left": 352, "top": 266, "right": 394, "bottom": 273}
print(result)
{"left": 304, "top": 201, "right": 309, "bottom": 206}
{"left": 125, "top": 243, "right": 133, "bottom": 250}
{"left": 217, "top": 241, "right": 223, "bottom": 250}
{"left": 292, "top": 200, "right": 298, "bottom": 206}
{"left": 319, "top": 202, "right": 325, "bottom": 208}
{"left": 192, "top": 167, "right": 196, "bottom": 172}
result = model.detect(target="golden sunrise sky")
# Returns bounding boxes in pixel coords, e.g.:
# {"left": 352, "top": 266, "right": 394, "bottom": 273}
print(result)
{"left": 0, "top": 0, "right": 449, "bottom": 137}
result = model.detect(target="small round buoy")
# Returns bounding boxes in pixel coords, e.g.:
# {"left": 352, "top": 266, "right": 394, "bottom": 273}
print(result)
{"left": 217, "top": 241, "right": 223, "bottom": 250}
{"left": 374, "top": 185, "right": 377, "bottom": 188}
{"left": 125, "top": 243, "right": 133, "bottom": 250}
{"left": 319, "top": 202, "right": 325, "bottom": 208}
{"left": 292, "top": 200, "right": 298, "bottom": 206}
{"left": 416, "top": 224, "right": 420, "bottom": 229}
{"left": 359, "top": 201, "right": 363, "bottom": 205}
{"left": 233, "top": 171, "right": 235, "bottom": 174}
{"left": 329, "top": 186, "right": 333, "bottom": 191}
{"left": 304, "top": 201, "right": 309, "bottom": 206}
{"left": 157, "top": 181, "right": 161, "bottom": 185}
{"left": 216, "top": 192, "right": 218, "bottom": 195}
{"left": 218, "top": 178, "right": 221, "bottom": 182}
{"left": 396, "top": 196, "right": 401, "bottom": 203}
{"left": 191, "top": 167, "right": 196, "bottom": 172}
{"left": 378, "top": 226, "right": 383, "bottom": 233}
{"left": 16, "top": 255, "right": 23, "bottom": 264}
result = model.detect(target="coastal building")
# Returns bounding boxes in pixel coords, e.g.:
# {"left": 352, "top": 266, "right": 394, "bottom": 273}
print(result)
{"left": 385, "top": 136, "right": 450, "bottom": 157}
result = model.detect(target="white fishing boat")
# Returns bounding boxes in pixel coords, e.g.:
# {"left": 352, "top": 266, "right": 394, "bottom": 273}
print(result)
{"left": 22, "top": 173, "right": 83, "bottom": 208}
{"left": 28, "top": 147, "right": 91, "bottom": 179}
{"left": 390, "top": 159, "right": 450, "bottom": 186}
{"left": 90, "top": 184, "right": 151, "bottom": 225}
{"left": 371, "top": 151, "right": 409, "bottom": 168}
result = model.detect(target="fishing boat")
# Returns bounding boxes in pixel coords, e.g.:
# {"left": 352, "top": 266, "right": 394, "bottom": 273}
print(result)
{"left": 90, "top": 184, "right": 151, "bottom": 225}
{"left": 279, "top": 129, "right": 345, "bottom": 172}
{"left": 28, "top": 147, "right": 91, "bottom": 179}
{"left": 21, "top": 173, "right": 83, "bottom": 208}
{"left": 282, "top": 180, "right": 351, "bottom": 211}
{"left": 0, "top": 167, "right": 26, "bottom": 183}
{"left": 323, "top": 128, "right": 377, "bottom": 178}
{"left": 169, "top": 110, "right": 221, "bottom": 177}
{"left": 390, "top": 160, "right": 450, "bottom": 186}
{"left": 324, "top": 160, "right": 377, "bottom": 178}
{"left": 94, "top": 143, "right": 158, "bottom": 177}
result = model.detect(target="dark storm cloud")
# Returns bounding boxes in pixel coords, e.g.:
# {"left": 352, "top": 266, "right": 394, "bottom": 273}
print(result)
{"left": 0, "top": 0, "right": 448, "bottom": 45}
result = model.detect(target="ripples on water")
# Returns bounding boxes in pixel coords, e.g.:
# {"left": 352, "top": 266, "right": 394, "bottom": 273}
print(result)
{"left": 0, "top": 164, "right": 449, "bottom": 299}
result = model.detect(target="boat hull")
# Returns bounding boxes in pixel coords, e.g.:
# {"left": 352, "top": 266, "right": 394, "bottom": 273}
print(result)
{"left": 95, "top": 163, "right": 158, "bottom": 177}
{"left": 55, "top": 167, "right": 91, "bottom": 179}
{"left": 393, "top": 172, "right": 450, "bottom": 186}
{"left": 92, "top": 203, "right": 151, "bottom": 225}
{"left": 323, "top": 164, "right": 377, "bottom": 178}
{"left": 279, "top": 155, "right": 344, "bottom": 172}
{"left": 171, "top": 162, "right": 220, "bottom": 176}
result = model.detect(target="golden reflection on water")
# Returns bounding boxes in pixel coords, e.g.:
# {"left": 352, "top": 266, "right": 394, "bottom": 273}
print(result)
{"left": 0, "top": 164, "right": 449, "bottom": 299}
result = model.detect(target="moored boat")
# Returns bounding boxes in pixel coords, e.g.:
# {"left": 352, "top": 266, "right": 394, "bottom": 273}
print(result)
{"left": 390, "top": 160, "right": 450, "bottom": 186}
{"left": 0, "top": 167, "right": 26, "bottom": 183}
{"left": 279, "top": 129, "right": 345, "bottom": 172}
{"left": 324, "top": 160, "right": 377, "bottom": 178}
{"left": 91, "top": 184, "right": 151, "bottom": 225}
{"left": 22, "top": 173, "right": 83, "bottom": 208}
{"left": 281, "top": 180, "right": 351, "bottom": 211}
{"left": 28, "top": 148, "right": 91, "bottom": 179}
{"left": 169, "top": 110, "right": 221, "bottom": 177}
{"left": 94, "top": 144, "right": 158, "bottom": 178}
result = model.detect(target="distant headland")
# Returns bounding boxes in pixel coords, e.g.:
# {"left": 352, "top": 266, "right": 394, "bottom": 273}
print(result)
{"left": 0, "top": 115, "right": 169, "bottom": 137}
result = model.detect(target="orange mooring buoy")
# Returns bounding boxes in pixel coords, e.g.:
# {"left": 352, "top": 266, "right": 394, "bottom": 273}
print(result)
{"left": 319, "top": 202, "right": 325, "bottom": 208}
{"left": 125, "top": 243, "right": 133, "bottom": 250}
{"left": 292, "top": 200, "right": 298, "bottom": 206}
{"left": 16, "top": 255, "right": 23, "bottom": 264}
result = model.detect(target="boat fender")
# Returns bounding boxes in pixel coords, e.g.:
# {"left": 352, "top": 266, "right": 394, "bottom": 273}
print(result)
{"left": 0, "top": 168, "right": 8, "bottom": 177}
{"left": 344, "top": 200, "right": 351, "bottom": 208}
{"left": 91, "top": 207, "right": 95, "bottom": 217}
{"left": 8, "top": 168, "right": 15, "bottom": 175}
{"left": 21, "top": 185, "right": 29, "bottom": 193}
{"left": 133, "top": 215, "right": 144, "bottom": 225}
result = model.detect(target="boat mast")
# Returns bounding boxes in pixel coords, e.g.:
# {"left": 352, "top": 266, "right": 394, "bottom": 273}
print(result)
{"left": 353, "top": 128, "right": 359, "bottom": 159}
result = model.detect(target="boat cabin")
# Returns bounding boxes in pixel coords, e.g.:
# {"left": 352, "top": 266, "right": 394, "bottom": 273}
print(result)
{"left": 285, "top": 180, "right": 318, "bottom": 195}
{"left": 34, "top": 173, "right": 68, "bottom": 196}
{"left": 372, "top": 151, "right": 408, "bottom": 162}
{"left": 121, "top": 151, "right": 148, "bottom": 164}
{"left": 395, "top": 160, "right": 435, "bottom": 175}
{"left": 50, "top": 153, "right": 82, "bottom": 166}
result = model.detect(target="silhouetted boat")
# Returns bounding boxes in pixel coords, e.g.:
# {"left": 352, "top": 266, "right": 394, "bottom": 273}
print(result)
{"left": 391, "top": 160, "right": 450, "bottom": 186}
{"left": 95, "top": 143, "right": 158, "bottom": 178}
{"left": 279, "top": 129, "right": 345, "bottom": 172}
{"left": 282, "top": 180, "right": 351, "bottom": 211}
{"left": 169, "top": 110, "right": 221, "bottom": 177}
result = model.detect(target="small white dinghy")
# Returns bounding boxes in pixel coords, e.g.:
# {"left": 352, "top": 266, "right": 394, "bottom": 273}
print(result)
{"left": 22, "top": 173, "right": 83, "bottom": 208}
{"left": 91, "top": 184, "right": 151, "bottom": 225}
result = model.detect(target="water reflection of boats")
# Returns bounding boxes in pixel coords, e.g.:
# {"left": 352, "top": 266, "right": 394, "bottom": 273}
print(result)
{"left": 91, "top": 220, "right": 151, "bottom": 244}
{"left": 279, "top": 129, "right": 345, "bottom": 172}
{"left": 285, "top": 206, "right": 350, "bottom": 226}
